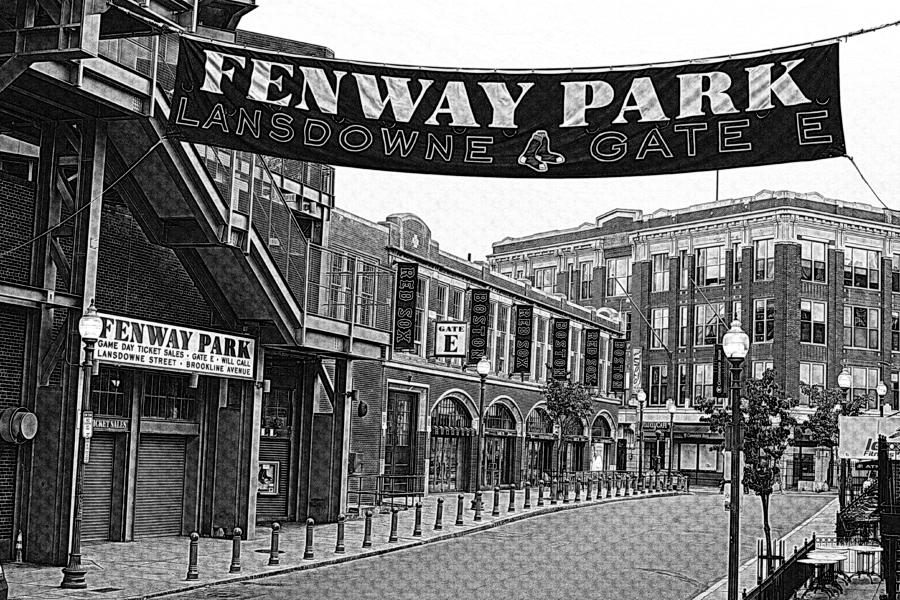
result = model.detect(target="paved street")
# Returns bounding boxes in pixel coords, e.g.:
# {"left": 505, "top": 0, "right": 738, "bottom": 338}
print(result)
{"left": 169, "top": 493, "right": 833, "bottom": 600}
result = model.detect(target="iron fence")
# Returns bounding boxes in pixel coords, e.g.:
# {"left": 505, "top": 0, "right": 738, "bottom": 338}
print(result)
{"left": 347, "top": 475, "right": 426, "bottom": 514}
{"left": 743, "top": 535, "right": 815, "bottom": 600}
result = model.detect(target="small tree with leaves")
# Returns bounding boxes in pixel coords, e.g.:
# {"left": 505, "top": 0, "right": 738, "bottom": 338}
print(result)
{"left": 542, "top": 377, "right": 595, "bottom": 481}
{"left": 695, "top": 369, "right": 798, "bottom": 571}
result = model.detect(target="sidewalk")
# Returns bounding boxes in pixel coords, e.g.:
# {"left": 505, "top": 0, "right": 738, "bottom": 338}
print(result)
{"left": 5, "top": 483, "right": 684, "bottom": 600}
{"left": 691, "top": 496, "right": 883, "bottom": 600}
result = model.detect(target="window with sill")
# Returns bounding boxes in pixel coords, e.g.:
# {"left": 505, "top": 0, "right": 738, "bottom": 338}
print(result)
{"left": 843, "top": 247, "right": 880, "bottom": 290}
{"left": 753, "top": 298, "right": 775, "bottom": 343}
{"left": 799, "top": 362, "right": 825, "bottom": 406}
{"left": 800, "top": 300, "right": 826, "bottom": 345}
{"left": 651, "top": 307, "right": 669, "bottom": 349}
{"left": 694, "top": 303, "right": 725, "bottom": 346}
{"left": 652, "top": 253, "right": 669, "bottom": 292}
{"left": 843, "top": 305, "right": 880, "bottom": 350}
{"left": 801, "top": 240, "right": 827, "bottom": 283}
{"left": 695, "top": 246, "right": 725, "bottom": 287}
{"left": 606, "top": 257, "right": 632, "bottom": 297}
{"left": 754, "top": 239, "right": 775, "bottom": 281}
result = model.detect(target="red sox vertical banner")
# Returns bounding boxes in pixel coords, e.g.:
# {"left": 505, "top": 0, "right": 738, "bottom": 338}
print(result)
{"left": 513, "top": 305, "right": 533, "bottom": 374}
{"left": 583, "top": 329, "right": 601, "bottom": 386}
{"left": 393, "top": 263, "right": 418, "bottom": 352}
{"left": 551, "top": 319, "right": 570, "bottom": 380}
{"left": 467, "top": 289, "right": 490, "bottom": 364}
{"left": 171, "top": 37, "right": 844, "bottom": 179}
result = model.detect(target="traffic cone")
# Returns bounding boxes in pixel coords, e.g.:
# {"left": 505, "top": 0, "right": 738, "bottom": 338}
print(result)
{"left": 0, "top": 560, "right": 9, "bottom": 600}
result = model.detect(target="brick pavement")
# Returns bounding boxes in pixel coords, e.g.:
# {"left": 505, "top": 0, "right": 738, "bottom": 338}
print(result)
{"left": 3, "top": 482, "right": 683, "bottom": 600}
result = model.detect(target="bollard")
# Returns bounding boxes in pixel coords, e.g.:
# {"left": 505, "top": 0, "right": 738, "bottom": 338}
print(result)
{"left": 474, "top": 491, "right": 483, "bottom": 521}
{"left": 524, "top": 482, "right": 531, "bottom": 509}
{"left": 606, "top": 475, "right": 612, "bottom": 498}
{"left": 550, "top": 478, "right": 558, "bottom": 505}
{"left": 574, "top": 478, "right": 581, "bottom": 502}
{"left": 186, "top": 532, "right": 199, "bottom": 580}
{"left": 229, "top": 527, "right": 242, "bottom": 573}
{"left": 363, "top": 510, "right": 373, "bottom": 547}
{"left": 508, "top": 487, "right": 516, "bottom": 513}
{"left": 335, "top": 516, "right": 345, "bottom": 554}
{"left": 537, "top": 480, "right": 545, "bottom": 506}
{"left": 586, "top": 477, "right": 592, "bottom": 501}
{"left": 456, "top": 494, "right": 465, "bottom": 526}
{"left": 562, "top": 477, "right": 570, "bottom": 503}
{"left": 413, "top": 502, "right": 422, "bottom": 537}
{"left": 389, "top": 508, "right": 399, "bottom": 542}
{"left": 14, "top": 531, "right": 22, "bottom": 564}
{"left": 269, "top": 522, "right": 281, "bottom": 565}
{"left": 303, "top": 518, "right": 315, "bottom": 559}
{"left": 435, "top": 497, "right": 444, "bottom": 530}
{"left": 492, "top": 486, "right": 501, "bottom": 517}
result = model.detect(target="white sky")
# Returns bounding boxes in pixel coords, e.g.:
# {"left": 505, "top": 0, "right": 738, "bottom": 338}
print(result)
{"left": 241, "top": 2, "right": 900, "bottom": 261}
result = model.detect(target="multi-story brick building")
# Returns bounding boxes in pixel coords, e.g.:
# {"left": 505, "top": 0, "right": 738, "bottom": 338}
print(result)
{"left": 488, "top": 190, "right": 900, "bottom": 488}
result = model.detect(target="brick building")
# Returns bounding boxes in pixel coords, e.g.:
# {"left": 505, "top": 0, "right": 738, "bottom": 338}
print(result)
{"left": 488, "top": 190, "right": 900, "bottom": 488}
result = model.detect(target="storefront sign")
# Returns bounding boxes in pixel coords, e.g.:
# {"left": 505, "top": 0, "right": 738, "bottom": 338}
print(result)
{"left": 171, "top": 38, "right": 844, "bottom": 178}
{"left": 434, "top": 321, "right": 467, "bottom": 357}
{"left": 94, "top": 418, "right": 129, "bottom": 431}
{"left": 551, "top": 319, "right": 570, "bottom": 380}
{"left": 95, "top": 313, "right": 255, "bottom": 380}
{"left": 583, "top": 329, "right": 601, "bottom": 386}
{"left": 838, "top": 416, "right": 900, "bottom": 459}
{"left": 467, "top": 289, "right": 490, "bottom": 364}
{"left": 610, "top": 340, "right": 627, "bottom": 391}
{"left": 393, "top": 262, "right": 418, "bottom": 352}
{"left": 513, "top": 305, "right": 533, "bottom": 374}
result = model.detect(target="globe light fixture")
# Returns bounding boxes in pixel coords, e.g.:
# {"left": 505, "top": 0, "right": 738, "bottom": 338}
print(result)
{"left": 722, "top": 320, "right": 750, "bottom": 359}
{"left": 838, "top": 368, "right": 852, "bottom": 391}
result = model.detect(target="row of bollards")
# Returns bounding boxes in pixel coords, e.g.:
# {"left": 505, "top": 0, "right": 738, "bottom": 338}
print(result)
{"left": 185, "top": 474, "right": 688, "bottom": 580}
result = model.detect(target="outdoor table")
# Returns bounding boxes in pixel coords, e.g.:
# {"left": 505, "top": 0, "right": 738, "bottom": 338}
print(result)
{"left": 798, "top": 556, "right": 842, "bottom": 599}
{"left": 807, "top": 550, "right": 852, "bottom": 584}
{"left": 848, "top": 545, "right": 883, "bottom": 583}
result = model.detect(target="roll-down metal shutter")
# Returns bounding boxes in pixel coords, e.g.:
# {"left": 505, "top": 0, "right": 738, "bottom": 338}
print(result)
{"left": 134, "top": 435, "right": 186, "bottom": 538}
{"left": 256, "top": 437, "right": 290, "bottom": 521}
{"left": 82, "top": 435, "right": 115, "bottom": 542}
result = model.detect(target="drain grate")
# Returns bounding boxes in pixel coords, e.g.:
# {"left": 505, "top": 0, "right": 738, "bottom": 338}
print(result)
{"left": 90, "top": 588, "right": 121, "bottom": 593}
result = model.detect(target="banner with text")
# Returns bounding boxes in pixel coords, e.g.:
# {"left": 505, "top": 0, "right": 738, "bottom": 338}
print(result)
{"left": 551, "top": 319, "right": 570, "bottom": 380}
{"left": 610, "top": 340, "right": 627, "bottom": 391}
{"left": 713, "top": 344, "right": 728, "bottom": 398}
{"left": 838, "top": 416, "right": 900, "bottom": 459}
{"left": 393, "top": 262, "right": 418, "bottom": 351}
{"left": 583, "top": 329, "right": 601, "bottom": 387}
{"left": 171, "top": 37, "right": 844, "bottom": 179}
{"left": 513, "top": 305, "right": 533, "bottom": 374}
{"left": 467, "top": 289, "right": 490, "bottom": 364}
{"left": 95, "top": 313, "right": 255, "bottom": 380}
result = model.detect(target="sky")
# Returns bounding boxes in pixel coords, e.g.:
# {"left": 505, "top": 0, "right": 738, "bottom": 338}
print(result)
{"left": 241, "top": 2, "right": 900, "bottom": 261}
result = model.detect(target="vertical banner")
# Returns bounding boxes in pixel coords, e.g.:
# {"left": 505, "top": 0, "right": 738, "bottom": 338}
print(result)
{"left": 713, "top": 344, "right": 728, "bottom": 398}
{"left": 393, "top": 262, "right": 418, "bottom": 352}
{"left": 467, "top": 289, "right": 490, "bottom": 364}
{"left": 631, "top": 347, "right": 643, "bottom": 392}
{"left": 610, "top": 340, "right": 627, "bottom": 391}
{"left": 551, "top": 319, "right": 570, "bottom": 380}
{"left": 513, "top": 305, "right": 534, "bottom": 374}
{"left": 583, "top": 329, "right": 601, "bottom": 386}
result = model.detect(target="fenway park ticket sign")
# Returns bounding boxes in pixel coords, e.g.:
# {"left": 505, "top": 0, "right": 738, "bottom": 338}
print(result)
{"left": 170, "top": 37, "right": 844, "bottom": 178}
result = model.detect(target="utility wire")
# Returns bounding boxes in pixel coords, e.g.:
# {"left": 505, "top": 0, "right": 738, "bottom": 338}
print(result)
{"left": 845, "top": 155, "right": 895, "bottom": 216}
{"left": 0, "top": 138, "right": 165, "bottom": 259}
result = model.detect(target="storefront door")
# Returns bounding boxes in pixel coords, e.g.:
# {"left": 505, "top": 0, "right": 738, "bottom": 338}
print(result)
{"left": 484, "top": 436, "right": 514, "bottom": 487}
{"left": 385, "top": 391, "right": 415, "bottom": 483}
{"left": 257, "top": 387, "right": 294, "bottom": 523}
{"left": 429, "top": 435, "right": 468, "bottom": 493}
{"left": 82, "top": 434, "right": 116, "bottom": 542}
{"left": 134, "top": 434, "right": 186, "bottom": 538}
{"left": 524, "top": 438, "right": 553, "bottom": 484}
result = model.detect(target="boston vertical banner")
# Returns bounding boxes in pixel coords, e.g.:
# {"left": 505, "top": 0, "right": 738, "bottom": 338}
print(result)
{"left": 467, "top": 289, "right": 490, "bottom": 364}
{"left": 393, "top": 263, "right": 418, "bottom": 352}
{"left": 583, "top": 329, "right": 601, "bottom": 386}
{"left": 610, "top": 340, "right": 627, "bottom": 392}
{"left": 171, "top": 37, "right": 844, "bottom": 179}
{"left": 513, "top": 305, "right": 533, "bottom": 374}
{"left": 551, "top": 319, "right": 570, "bottom": 380}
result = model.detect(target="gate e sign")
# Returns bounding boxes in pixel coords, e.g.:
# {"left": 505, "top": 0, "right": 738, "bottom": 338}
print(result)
{"left": 435, "top": 321, "right": 467, "bottom": 357}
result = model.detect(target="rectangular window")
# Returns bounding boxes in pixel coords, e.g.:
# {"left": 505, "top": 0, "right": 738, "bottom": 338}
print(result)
{"left": 693, "top": 363, "right": 713, "bottom": 403}
{"left": 893, "top": 254, "right": 900, "bottom": 293}
{"left": 142, "top": 373, "right": 197, "bottom": 421}
{"left": 570, "top": 328, "right": 581, "bottom": 382}
{"left": 844, "top": 247, "right": 880, "bottom": 290}
{"left": 754, "top": 239, "right": 775, "bottom": 281}
{"left": 893, "top": 311, "right": 900, "bottom": 352}
{"left": 679, "top": 305, "right": 689, "bottom": 347}
{"left": 651, "top": 307, "right": 669, "bottom": 349}
{"left": 533, "top": 267, "right": 556, "bottom": 294}
{"left": 486, "top": 302, "right": 496, "bottom": 366}
{"left": 579, "top": 261, "right": 593, "bottom": 299}
{"left": 652, "top": 253, "right": 670, "bottom": 292}
{"left": 799, "top": 362, "right": 826, "bottom": 405}
{"left": 843, "top": 305, "right": 881, "bottom": 350}
{"left": 695, "top": 303, "right": 726, "bottom": 346}
{"left": 567, "top": 263, "right": 578, "bottom": 300}
{"left": 893, "top": 373, "right": 899, "bottom": 411}
{"left": 535, "top": 317, "right": 546, "bottom": 381}
{"left": 606, "top": 257, "right": 632, "bottom": 297}
{"left": 448, "top": 288, "right": 463, "bottom": 320}
{"left": 676, "top": 364, "right": 689, "bottom": 406}
{"left": 679, "top": 249, "right": 690, "bottom": 289}
{"left": 495, "top": 304, "right": 509, "bottom": 374}
{"left": 435, "top": 283, "right": 447, "bottom": 317}
{"left": 849, "top": 365, "right": 880, "bottom": 408}
{"left": 800, "top": 300, "right": 827, "bottom": 345}
{"left": 696, "top": 246, "right": 725, "bottom": 286}
{"left": 649, "top": 365, "right": 668, "bottom": 406}
{"left": 732, "top": 300, "right": 742, "bottom": 323}
{"left": 752, "top": 360, "right": 774, "bottom": 379}
{"left": 413, "top": 278, "right": 427, "bottom": 355}
{"left": 733, "top": 243, "right": 742, "bottom": 283}
{"left": 753, "top": 298, "right": 775, "bottom": 342}
{"left": 356, "top": 261, "right": 376, "bottom": 328}
{"left": 801, "top": 240, "right": 827, "bottom": 283}
{"left": 624, "top": 311, "right": 632, "bottom": 341}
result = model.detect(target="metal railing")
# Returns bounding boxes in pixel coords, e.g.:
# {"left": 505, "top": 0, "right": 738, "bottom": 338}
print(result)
{"left": 743, "top": 535, "right": 815, "bottom": 600}
{"left": 347, "top": 475, "right": 426, "bottom": 514}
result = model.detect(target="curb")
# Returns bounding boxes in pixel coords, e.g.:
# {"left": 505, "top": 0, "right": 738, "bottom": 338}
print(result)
{"left": 136, "top": 490, "right": 688, "bottom": 600}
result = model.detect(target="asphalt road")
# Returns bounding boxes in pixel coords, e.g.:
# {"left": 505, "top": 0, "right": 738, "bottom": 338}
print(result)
{"left": 171, "top": 493, "right": 832, "bottom": 600}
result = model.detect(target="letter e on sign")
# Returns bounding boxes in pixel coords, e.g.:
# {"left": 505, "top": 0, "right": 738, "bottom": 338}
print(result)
{"left": 435, "top": 321, "right": 467, "bottom": 358}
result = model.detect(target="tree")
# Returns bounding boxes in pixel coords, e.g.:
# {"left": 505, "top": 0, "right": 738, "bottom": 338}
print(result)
{"left": 802, "top": 384, "right": 866, "bottom": 448}
{"left": 695, "top": 369, "right": 798, "bottom": 571}
{"left": 541, "top": 377, "right": 595, "bottom": 481}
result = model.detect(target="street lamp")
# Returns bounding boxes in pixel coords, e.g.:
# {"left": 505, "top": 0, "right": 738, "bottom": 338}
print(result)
{"left": 629, "top": 389, "right": 647, "bottom": 478}
{"left": 667, "top": 399, "right": 676, "bottom": 477}
{"left": 877, "top": 380, "right": 887, "bottom": 417}
{"left": 61, "top": 300, "right": 103, "bottom": 589}
{"left": 837, "top": 368, "right": 851, "bottom": 511}
{"left": 473, "top": 355, "right": 491, "bottom": 506}
{"left": 722, "top": 319, "right": 749, "bottom": 600}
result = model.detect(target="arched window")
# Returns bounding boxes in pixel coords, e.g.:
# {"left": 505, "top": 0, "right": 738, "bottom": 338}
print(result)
{"left": 562, "top": 415, "right": 584, "bottom": 437}
{"left": 526, "top": 408, "right": 553, "bottom": 435}
{"left": 485, "top": 403, "right": 515, "bottom": 430}
{"left": 431, "top": 397, "right": 472, "bottom": 428}
{"left": 591, "top": 415, "right": 612, "bottom": 439}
